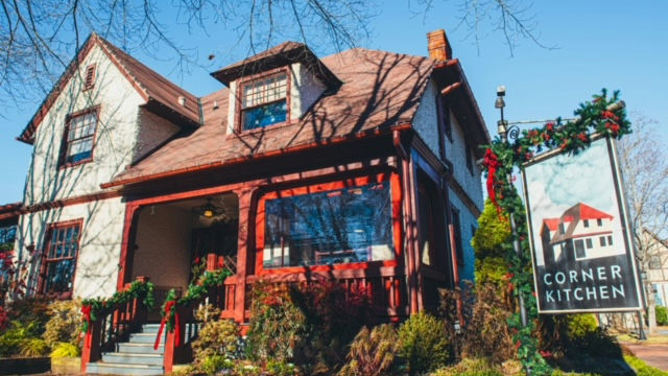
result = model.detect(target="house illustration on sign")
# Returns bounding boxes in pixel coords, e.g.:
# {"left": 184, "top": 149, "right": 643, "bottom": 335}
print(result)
{"left": 540, "top": 203, "right": 616, "bottom": 268}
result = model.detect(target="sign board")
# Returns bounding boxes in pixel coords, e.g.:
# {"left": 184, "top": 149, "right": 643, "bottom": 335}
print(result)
{"left": 522, "top": 136, "right": 643, "bottom": 314}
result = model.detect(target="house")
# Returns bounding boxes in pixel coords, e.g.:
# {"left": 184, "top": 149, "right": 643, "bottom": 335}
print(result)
{"left": 9, "top": 29, "right": 488, "bottom": 373}
{"left": 541, "top": 203, "right": 616, "bottom": 268}
{"left": 644, "top": 229, "right": 668, "bottom": 308}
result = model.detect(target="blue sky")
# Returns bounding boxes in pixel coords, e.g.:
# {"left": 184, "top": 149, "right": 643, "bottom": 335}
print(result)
{"left": 1, "top": 1, "right": 667, "bottom": 204}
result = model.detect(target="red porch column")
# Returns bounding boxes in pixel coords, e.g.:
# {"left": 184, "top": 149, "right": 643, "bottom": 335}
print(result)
{"left": 117, "top": 203, "right": 141, "bottom": 291}
{"left": 233, "top": 187, "right": 258, "bottom": 323}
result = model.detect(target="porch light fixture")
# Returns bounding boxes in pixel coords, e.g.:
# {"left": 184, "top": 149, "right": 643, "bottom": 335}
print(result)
{"left": 194, "top": 198, "right": 224, "bottom": 218}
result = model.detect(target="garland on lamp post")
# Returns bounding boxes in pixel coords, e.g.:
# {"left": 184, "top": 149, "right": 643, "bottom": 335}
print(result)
{"left": 482, "top": 89, "right": 631, "bottom": 375}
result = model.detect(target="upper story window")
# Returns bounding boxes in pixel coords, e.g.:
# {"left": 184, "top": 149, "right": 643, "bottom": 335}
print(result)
{"left": 240, "top": 72, "right": 288, "bottom": 131}
{"left": 39, "top": 220, "right": 82, "bottom": 296}
{"left": 0, "top": 225, "right": 16, "bottom": 245}
{"left": 61, "top": 108, "right": 97, "bottom": 167}
{"left": 83, "top": 64, "right": 96, "bottom": 91}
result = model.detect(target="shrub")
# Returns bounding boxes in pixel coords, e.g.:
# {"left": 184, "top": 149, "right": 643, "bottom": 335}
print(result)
{"left": 266, "top": 359, "right": 299, "bottom": 376}
{"left": 339, "top": 324, "right": 401, "bottom": 376}
{"left": 42, "top": 299, "right": 82, "bottom": 347}
{"left": 398, "top": 312, "right": 449, "bottom": 376}
{"left": 19, "top": 338, "right": 50, "bottom": 357}
{"left": 51, "top": 342, "right": 81, "bottom": 358}
{"left": 439, "top": 284, "right": 515, "bottom": 364}
{"left": 0, "top": 321, "right": 37, "bottom": 356}
{"left": 192, "top": 317, "right": 243, "bottom": 367}
{"left": 5, "top": 297, "right": 50, "bottom": 336}
{"left": 656, "top": 306, "right": 667, "bottom": 326}
{"left": 566, "top": 314, "right": 598, "bottom": 340}
{"left": 471, "top": 200, "right": 511, "bottom": 261}
{"left": 429, "top": 358, "right": 504, "bottom": 376}
{"left": 200, "top": 355, "right": 233, "bottom": 375}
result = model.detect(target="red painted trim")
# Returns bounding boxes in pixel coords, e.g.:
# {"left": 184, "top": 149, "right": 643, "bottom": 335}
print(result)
{"left": 38, "top": 218, "right": 85, "bottom": 297}
{"left": 23, "top": 190, "right": 121, "bottom": 213}
{"left": 117, "top": 204, "right": 140, "bottom": 291}
{"left": 95, "top": 39, "right": 150, "bottom": 102}
{"left": 254, "top": 172, "right": 401, "bottom": 276}
{"left": 564, "top": 230, "right": 614, "bottom": 240}
{"left": 101, "top": 123, "right": 412, "bottom": 189}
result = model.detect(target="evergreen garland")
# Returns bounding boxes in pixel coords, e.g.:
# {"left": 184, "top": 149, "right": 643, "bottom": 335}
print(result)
{"left": 482, "top": 89, "right": 630, "bottom": 375}
{"left": 161, "top": 268, "right": 233, "bottom": 332}
{"left": 81, "top": 279, "right": 155, "bottom": 333}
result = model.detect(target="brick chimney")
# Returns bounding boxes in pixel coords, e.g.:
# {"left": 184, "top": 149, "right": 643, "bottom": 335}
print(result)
{"left": 427, "top": 29, "right": 452, "bottom": 61}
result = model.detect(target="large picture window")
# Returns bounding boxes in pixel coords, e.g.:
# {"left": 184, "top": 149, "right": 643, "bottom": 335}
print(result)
{"left": 263, "top": 181, "right": 395, "bottom": 268}
{"left": 40, "top": 221, "right": 81, "bottom": 295}
{"left": 63, "top": 109, "right": 97, "bottom": 165}
{"left": 240, "top": 73, "right": 288, "bottom": 131}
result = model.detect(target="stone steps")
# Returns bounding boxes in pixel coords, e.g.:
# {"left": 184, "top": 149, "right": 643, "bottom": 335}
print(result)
{"left": 86, "top": 323, "right": 165, "bottom": 375}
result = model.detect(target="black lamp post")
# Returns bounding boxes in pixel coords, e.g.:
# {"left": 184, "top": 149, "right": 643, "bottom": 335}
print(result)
{"left": 495, "top": 86, "right": 530, "bottom": 371}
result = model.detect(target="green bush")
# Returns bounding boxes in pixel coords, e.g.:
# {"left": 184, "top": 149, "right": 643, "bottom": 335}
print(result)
{"left": 624, "top": 355, "right": 668, "bottom": 376}
{"left": 19, "top": 338, "right": 50, "bottom": 357}
{"left": 192, "top": 317, "right": 242, "bottom": 367}
{"left": 50, "top": 342, "right": 81, "bottom": 358}
{"left": 42, "top": 299, "right": 82, "bottom": 347}
{"left": 429, "top": 358, "right": 504, "bottom": 376}
{"left": 5, "top": 297, "right": 50, "bottom": 336}
{"left": 398, "top": 312, "right": 449, "bottom": 376}
{"left": 339, "top": 324, "right": 401, "bottom": 376}
{"left": 201, "top": 355, "right": 233, "bottom": 375}
{"left": 656, "top": 306, "right": 667, "bottom": 326}
{"left": 265, "top": 359, "right": 299, "bottom": 376}
{"left": 471, "top": 200, "right": 511, "bottom": 261}
{"left": 0, "top": 321, "right": 39, "bottom": 356}
{"left": 566, "top": 314, "right": 598, "bottom": 340}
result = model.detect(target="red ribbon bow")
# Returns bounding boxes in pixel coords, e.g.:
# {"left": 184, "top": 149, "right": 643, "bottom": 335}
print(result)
{"left": 81, "top": 305, "right": 92, "bottom": 348}
{"left": 154, "top": 301, "right": 181, "bottom": 350}
{"left": 483, "top": 149, "right": 501, "bottom": 211}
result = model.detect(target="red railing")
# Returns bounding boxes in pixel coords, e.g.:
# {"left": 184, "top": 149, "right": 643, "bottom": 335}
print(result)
{"left": 81, "top": 277, "right": 152, "bottom": 373}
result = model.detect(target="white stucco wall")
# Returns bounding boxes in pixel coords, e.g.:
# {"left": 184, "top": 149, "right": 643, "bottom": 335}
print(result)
{"left": 412, "top": 81, "right": 440, "bottom": 159}
{"left": 449, "top": 189, "right": 477, "bottom": 283}
{"left": 446, "top": 113, "right": 484, "bottom": 211}
{"left": 134, "top": 109, "right": 181, "bottom": 162}
{"left": 23, "top": 44, "right": 145, "bottom": 205}
{"left": 132, "top": 205, "right": 193, "bottom": 292}
{"left": 225, "top": 62, "right": 326, "bottom": 133}
{"left": 15, "top": 198, "right": 126, "bottom": 299}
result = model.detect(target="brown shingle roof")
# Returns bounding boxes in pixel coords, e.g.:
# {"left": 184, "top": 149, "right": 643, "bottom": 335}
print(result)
{"left": 106, "top": 48, "right": 435, "bottom": 187}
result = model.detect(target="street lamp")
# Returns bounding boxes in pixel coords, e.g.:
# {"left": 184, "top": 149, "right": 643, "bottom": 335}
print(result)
{"left": 494, "top": 86, "right": 530, "bottom": 363}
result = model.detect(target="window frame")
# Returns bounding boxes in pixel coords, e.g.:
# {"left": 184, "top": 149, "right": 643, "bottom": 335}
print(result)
{"left": 59, "top": 106, "right": 100, "bottom": 169}
{"left": 236, "top": 67, "right": 291, "bottom": 133}
{"left": 38, "top": 219, "right": 83, "bottom": 298}
{"left": 450, "top": 205, "right": 464, "bottom": 267}
{"left": 255, "top": 172, "right": 402, "bottom": 275}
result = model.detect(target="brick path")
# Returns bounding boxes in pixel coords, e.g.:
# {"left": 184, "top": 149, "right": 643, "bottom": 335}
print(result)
{"left": 623, "top": 343, "right": 668, "bottom": 371}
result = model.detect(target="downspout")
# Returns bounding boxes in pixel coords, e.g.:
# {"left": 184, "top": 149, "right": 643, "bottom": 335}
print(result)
{"left": 393, "top": 130, "right": 419, "bottom": 314}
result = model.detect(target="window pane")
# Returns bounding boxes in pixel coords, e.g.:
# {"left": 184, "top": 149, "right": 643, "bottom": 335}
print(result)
{"left": 44, "top": 259, "right": 75, "bottom": 293}
{"left": 242, "top": 100, "right": 287, "bottom": 130}
{"left": 263, "top": 182, "right": 394, "bottom": 268}
{"left": 242, "top": 74, "right": 287, "bottom": 110}
{"left": 575, "top": 239, "right": 586, "bottom": 258}
{"left": 67, "top": 138, "right": 93, "bottom": 163}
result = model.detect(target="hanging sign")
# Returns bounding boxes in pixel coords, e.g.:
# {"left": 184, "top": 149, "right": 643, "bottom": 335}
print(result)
{"left": 522, "top": 136, "right": 643, "bottom": 313}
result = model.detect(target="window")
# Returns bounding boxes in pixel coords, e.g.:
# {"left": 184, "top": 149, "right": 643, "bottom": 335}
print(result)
{"left": 465, "top": 146, "right": 474, "bottom": 174}
{"left": 559, "top": 223, "right": 566, "bottom": 235}
{"left": 61, "top": 109, "right": 97, "bottom": 166}
{"left": 607, "top": 235, "right": 613, "bottom": 246}
{"left": 83, "top": 64, "right": 96, "bottom": 91}
{"left": 263, "top": 181, "right": 394, "bottom": 268}
{"left": 451, "top": 206, "right": 463, "bottom": 266}
{"left": 583, "top": 219, "right": 589, "bottom": 228}
{"left": 585, "top": 238, "right": 593, "bottom": 249}
{"left": 649, "top": 256, "right": 662, "bottom": 270}
{"left": 40, "top": 221, "right": 81, "bottom": 295}
{"left": 597, "top": 219, "right": 603, "bottom": 227}
{"left": 240, "top": 72, "right": 288, "bottom": 131}
{"left": 436, "top": 95, "right": 452, "bottom": 160}
{"left": 575, "top": 239, "right": 586, "bottom": 259}
{"left": 418, "top": 176, "right": 445, "bottom": 266}
{"left": 0, "top": 225, "right": 16, "bottom": 245}
{"left": 600, "top": 236, "right": 607, "bottom": 247}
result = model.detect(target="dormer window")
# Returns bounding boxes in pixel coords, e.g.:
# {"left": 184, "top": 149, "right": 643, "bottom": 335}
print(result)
{"left": 240, "top": 71, "right": 289, "bottom": 131}
{"left": 60, "top": 108, "right": 97, "bottom": 167}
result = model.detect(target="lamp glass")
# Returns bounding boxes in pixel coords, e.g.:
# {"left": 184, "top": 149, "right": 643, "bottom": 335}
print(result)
{"left": 203, "top": 209, "right": 214, "bottom": 218}
{"left": 495, "top": 96, "right": 505, "bottom": 109}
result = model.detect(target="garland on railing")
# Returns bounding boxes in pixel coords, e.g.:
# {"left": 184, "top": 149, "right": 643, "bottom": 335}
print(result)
{"left": 154, "top": 268, "right": 232, "bottom": 349}
{"left": 80, "top": 280, "right": 155, "bottom": 334}
{"left": 482, "top": 89, "right": 630, "bottom": 375}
